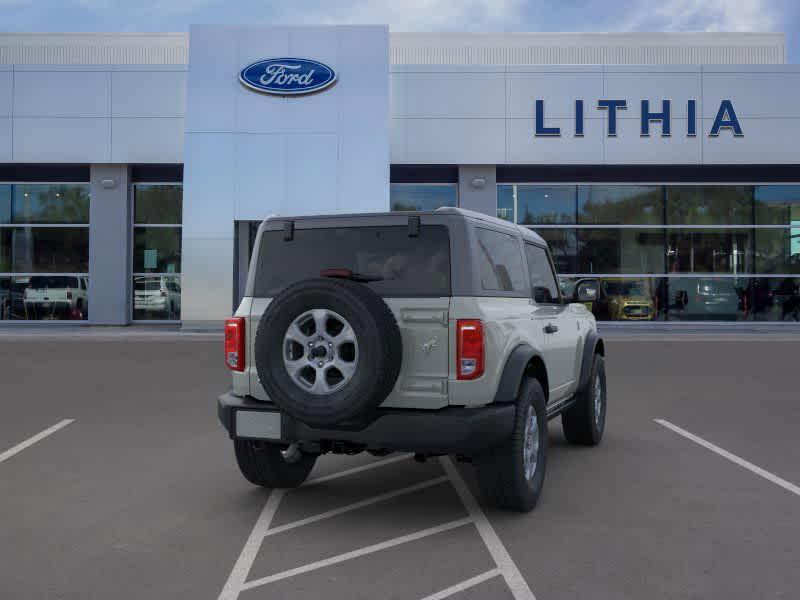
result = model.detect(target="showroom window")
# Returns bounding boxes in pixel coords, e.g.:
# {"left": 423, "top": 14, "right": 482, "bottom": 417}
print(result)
{"left": 0, "top": 183, "right": 90, "bottom": 321}
{"left": 497, "top": 184, "right": 800, "bottom": 321}
{"left": 390, "top": 184, "right": 458, "bottom": 212}
{"left": 132, "top": 184, "right": 182, "bottom": 321}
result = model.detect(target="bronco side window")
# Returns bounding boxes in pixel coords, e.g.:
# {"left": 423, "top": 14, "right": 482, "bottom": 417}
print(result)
{"left": 475, "top": 228, "right": 527, "bottom": 294}
{"left": 525, "top": 243, "right": 561, "bottom": 304}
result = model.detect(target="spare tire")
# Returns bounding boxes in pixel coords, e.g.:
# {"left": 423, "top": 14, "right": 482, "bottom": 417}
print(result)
{"left": 254, "top": 278, "right": 403, "bottom": 427}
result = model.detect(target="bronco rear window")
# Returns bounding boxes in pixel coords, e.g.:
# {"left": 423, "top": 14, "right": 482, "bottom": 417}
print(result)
{"left": 254, "top": 225, "right": 451, "bottom": 297}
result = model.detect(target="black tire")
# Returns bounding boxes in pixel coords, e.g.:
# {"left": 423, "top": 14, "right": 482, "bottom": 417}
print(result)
{"left": 254, "top": 278, "right": 402, "bottom": 427}
{"left": 562, "top": 354, "right": 606, "bottom": 445}
{"left": 234, "top": 440, "right": 316, "bottom": 488}
{"left": 474, "top": 378, "right": 548, "bottom": 512}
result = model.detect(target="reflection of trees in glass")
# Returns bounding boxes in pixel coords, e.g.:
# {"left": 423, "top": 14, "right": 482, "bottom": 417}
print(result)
{"left": 389, "top": 185, "right": 457, "bottom": 213}
{"left": 535, "top": 229, "right": 576, "bottom": 273}
{"left": 134, "top": 185, "right": 183, "bottom": 224}
{"left": 578, "top": 186, "right": 662, "bottom": 225}
{"left": 516, "top": 186, "right": 575, "bottom": 225}
{"left": 754, "top": 185, "right": 800, "bottom": 225}
{"left": 667, "top": 186, "right": 752, "bottom": 225}
{"left": 578, "top": 230, "right": 664, "bottom": 274}
{"left": 134, "top": 227, "right": 181, "bottom": 273}
{"left": 10, "top": 228, "right": 89, "bottom": 273}
{"left": 667, "top": 230, "right": 752, "bottom": 274}
{"left": 13, "top": 185, "right": 90, "bottom": 224}
{"left": 755, "top": 229, "right": 800, "bottom": 274}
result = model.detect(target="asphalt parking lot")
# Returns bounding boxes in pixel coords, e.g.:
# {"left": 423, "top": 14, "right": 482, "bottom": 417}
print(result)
{"left": 1, "top": 330, "right": 799, "bottom": 600}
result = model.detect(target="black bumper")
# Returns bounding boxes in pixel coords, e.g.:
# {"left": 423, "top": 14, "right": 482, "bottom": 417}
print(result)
{"left": 218, "top": 392, "right": 515, "bottom": 455}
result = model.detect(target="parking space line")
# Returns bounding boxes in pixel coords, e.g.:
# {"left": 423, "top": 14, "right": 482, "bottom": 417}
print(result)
{"left": 439, "top": 457, "right": 537, "bottom": 600}
{"left": 218, "top": 453, "right": 421, "bottom": 600}
{"left": 218, "top": 488, "right": 286, "bottom": 600}
{"left": 240, "top": 517, "right": 474, "bottom": 592}
{"left": 263, "top": 475, "right": 450, "bottom": 538}
{"left": 418, "top": 568, "right": 501, "bottom": 600}
{"left": 655, "top": 419, "right": 800, "bottom": 498}
{"left": 0, "top": 419, "right": 75, "bottom": 465}
{"left": 304, "top": 453, "right": 413, "bottom": 486}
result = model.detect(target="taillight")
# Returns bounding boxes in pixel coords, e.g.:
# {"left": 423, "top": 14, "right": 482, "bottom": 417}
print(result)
{"left": 456, "top": 319, "right": 484, "bottom": 380}
{"left": 224, "top": 317, "right": 246, "bottom": 372}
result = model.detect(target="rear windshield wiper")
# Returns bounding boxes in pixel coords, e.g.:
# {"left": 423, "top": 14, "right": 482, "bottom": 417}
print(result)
{"left": 320, "top": 268, "right": 384, "bottom": 283}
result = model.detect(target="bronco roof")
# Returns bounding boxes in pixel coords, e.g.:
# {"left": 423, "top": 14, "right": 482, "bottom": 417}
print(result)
{"left": 261, "top": 207, "right": 547, "bottom": 247}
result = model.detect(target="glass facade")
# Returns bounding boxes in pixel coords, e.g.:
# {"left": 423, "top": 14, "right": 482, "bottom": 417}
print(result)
{"left": 0, "top": 183, "right": 90, "bottom": 321}
{"left": 132, "top": 184, "right": 182, "bottom": 320}
{"left": 390, "top": 184, "right": 457, "bottom": 212}
{"left": 498, "top": 184, "right": 800, "bottom": 321}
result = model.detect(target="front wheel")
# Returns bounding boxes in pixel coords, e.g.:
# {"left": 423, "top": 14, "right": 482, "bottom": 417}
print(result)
{"left": 234, "top": 440, "right": 317, "bottom": 488}
{"left": 473, "top": 378, "right": 548, "bottom": 512}
{"left": 562, "top": 354, "right": 606, "bottom": 445}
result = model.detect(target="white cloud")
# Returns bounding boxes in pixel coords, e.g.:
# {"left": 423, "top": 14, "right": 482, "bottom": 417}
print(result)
{"left": 279, "top": 0, "right": 524, "bottom": 31}
{"left": 622, "top": 0, "right": 780, "bottom": 32}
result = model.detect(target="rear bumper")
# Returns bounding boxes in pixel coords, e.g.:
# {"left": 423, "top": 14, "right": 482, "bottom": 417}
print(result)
{"left": 217, "top": 392, "right": 515, "bottom": 455}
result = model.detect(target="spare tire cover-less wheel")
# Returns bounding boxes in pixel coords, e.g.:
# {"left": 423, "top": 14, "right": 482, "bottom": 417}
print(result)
{"left": 254, "top": 278, "right": 403, "bottom": 427}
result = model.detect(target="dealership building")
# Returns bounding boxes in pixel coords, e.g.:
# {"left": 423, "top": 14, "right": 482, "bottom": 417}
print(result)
{"left": 0, "top": 28, "right": 798, "bottom": 327}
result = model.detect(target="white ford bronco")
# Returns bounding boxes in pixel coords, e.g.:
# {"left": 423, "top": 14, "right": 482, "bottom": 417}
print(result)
{"left": 218, "top": 208, "right": 606, "bottom": 511}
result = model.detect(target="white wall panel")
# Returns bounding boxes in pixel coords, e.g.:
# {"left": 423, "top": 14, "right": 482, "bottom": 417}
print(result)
{"left": 182, "top": 132, "right": 235, "bottom": 238}
{"left": 604, "top": 70, "right": 701, "bottom": 118}
{"left": 390, "top": 118, "right": 406, "bottom": 162}
{"left": 234, "top": 134, "right": 285, "bottom": 221}
{"left": 14, "top": 70, "right": 109, "bottom": 117}
{"left": 0, "top": 69, "right": 11, "bottom": 117}
{"left": 184, "top": 27, "right": 238, "bottom": 133}
{"left": 506, "top": 117, "right": 604, "bottom": 164}
{"left": 338, "top": 134, "right": 390, "bottom": 213}
{"left": 404, "top": 118, "right": 504, "bottom": 164}
{"left": 402, "top": 71, "right": 505, "bottom": 118}
{"left": 235, "top": 85, "right": 339, "bottom": 134}
{"left": 0, "top": 118, "right": 11, "bottom": 160}
{"left": 13, "top": 117, "right": 110, "bottom": 162}
{"left": 606, "top": 118, "right": 701, "bottom": 164}
{"left": 112, "top": 70, "right": 185, "bottom": 116}
{"left": 702, "top": 71, "right": 800, "bottom": 118}
{"left": 111, "top": 117, "right": 183, "bottom": 162}
{"left": 702, "top": 118, "right": 798, "bottom": 164}
{"left": 180, "top": 237, "right": 234, "bottom": 328}
{"left": 337, "top": 26, "right": 390, "bottom": 136}
{"left": 506, "top": 71, "right": 603, "bottom": 119}
{"left": 285, "top": 134, "right": 338, "bottom": 214}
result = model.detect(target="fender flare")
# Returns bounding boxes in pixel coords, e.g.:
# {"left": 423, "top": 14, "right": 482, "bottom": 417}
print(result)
{"left": 577, "top": 331, "right": 604, "bottom": 394}
{"left": 492, "top": 344, "right": 544, "bottom": 404}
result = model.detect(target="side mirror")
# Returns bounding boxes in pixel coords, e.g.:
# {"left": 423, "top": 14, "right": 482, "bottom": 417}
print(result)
{"left": 573, "top": 278, "right": 599, "bottom": 303}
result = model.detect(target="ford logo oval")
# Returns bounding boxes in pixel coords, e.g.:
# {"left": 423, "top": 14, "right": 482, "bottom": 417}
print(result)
{"left": 239, "top": 58, "right": 337, "bottom": 96}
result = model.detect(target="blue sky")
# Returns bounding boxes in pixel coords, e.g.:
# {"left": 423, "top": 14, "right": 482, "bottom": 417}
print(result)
{"left": 1, "top": 0, "right": 798, "bottom": 62}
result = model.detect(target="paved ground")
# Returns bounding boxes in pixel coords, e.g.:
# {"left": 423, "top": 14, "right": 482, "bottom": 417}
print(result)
{"left": 1, "top": 331, "right": 799, "bottom": 599}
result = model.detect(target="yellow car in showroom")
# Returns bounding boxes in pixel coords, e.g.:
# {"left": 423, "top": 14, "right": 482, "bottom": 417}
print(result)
{"left": 597, "top": 278, "right": 655, "bottom": 321}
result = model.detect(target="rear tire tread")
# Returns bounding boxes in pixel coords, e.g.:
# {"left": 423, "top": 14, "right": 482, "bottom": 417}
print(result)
{"left": 234, "top": 440, "right": 316, "bottom": 488}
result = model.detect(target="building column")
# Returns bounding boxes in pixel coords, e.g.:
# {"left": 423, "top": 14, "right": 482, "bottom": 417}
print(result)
{"left": 458, "top": 166, "right": 497, "bottom": 217}
{"left": 88, "top": 164, "right": 131, "bottom": 325}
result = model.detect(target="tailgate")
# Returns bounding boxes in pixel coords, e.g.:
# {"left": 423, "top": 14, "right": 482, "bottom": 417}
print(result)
{"left": 381, "top": 298, "right": 450, "bottom": 409}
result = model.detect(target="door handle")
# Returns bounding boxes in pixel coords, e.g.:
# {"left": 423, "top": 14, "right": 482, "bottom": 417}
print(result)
{"left": 544, "top": 323, "right": 559, "bottom": 334}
